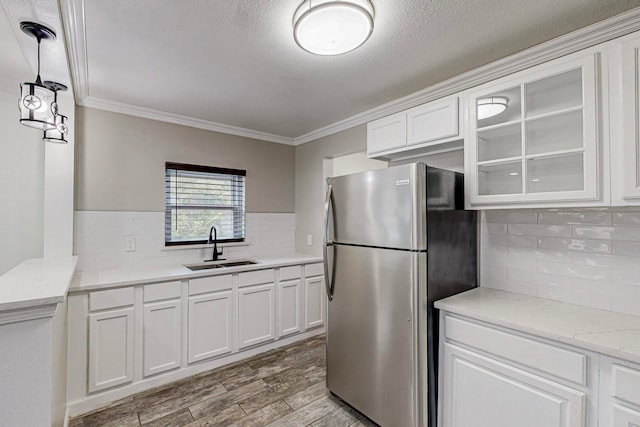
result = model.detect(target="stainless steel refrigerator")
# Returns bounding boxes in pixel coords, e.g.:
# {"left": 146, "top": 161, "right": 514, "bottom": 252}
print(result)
{"left": 323, "top": 162, "right": 477, "bottom": 427}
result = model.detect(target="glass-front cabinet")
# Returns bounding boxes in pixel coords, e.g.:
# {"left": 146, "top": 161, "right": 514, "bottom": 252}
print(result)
{"left": 465, "top": 49, "right": 606, "bottom": 208}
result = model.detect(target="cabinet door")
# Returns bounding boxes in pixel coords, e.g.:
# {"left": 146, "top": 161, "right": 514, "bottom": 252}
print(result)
{"left": 305, "top": 276, "right": 326, "bottom": 329}
{"left": 465, "top": 49, "right": 603, "bottom": 208}
{"left": 407, "top": 96, "right": 459, "bottom": 146}
{"left": 88, "top": 307, "right": 134, "bottom": 392}
{"left": 143, "top": 300, "right": 181, "bottom": 377}
{"left": 188, "top": 290, "right": 233, "bottom": 363}
{"left": 613, "top": 405, "right": 640, "bottom": 427}
{"left": 367, "top": 112, "right": 407, "bottom": 155}
{"left": 278, "top": 279, "right": 301, "bottom": 337}
{"left": 612, "top": 33, "right": 640, "bottom": 204}
{"left": 441, "top": 343, "right": 586, "bottom": 427}
{"left": 238, "top": 283, "right": 275, "bottom": 349}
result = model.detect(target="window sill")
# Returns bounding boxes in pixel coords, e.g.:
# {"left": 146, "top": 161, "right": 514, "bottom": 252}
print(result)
{"left": 162, "top": 241, "right": 250, "bottom": 251}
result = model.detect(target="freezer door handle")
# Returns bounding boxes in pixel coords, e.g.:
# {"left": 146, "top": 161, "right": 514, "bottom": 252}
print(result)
{"left": 323, "top": 183, "right": 335, "bottom": 301}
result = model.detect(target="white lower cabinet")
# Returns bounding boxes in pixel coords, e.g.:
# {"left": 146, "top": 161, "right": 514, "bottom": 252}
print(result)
{"left": 439, "top": 313, "right": 594, "bottom": 427}
{"left": 599, "top": 357, "right": 640, "bottom": 427}
{"left": 88, "top": 307, "right": 134, "bottom": 392}
{"left": 278, "top": 279, "right": 301, "bottom": 337}
{"left": 143, "top": 299, "right": 181, "bottom": 377}
{"left": 238, "top": 282, "right": 276, "bottom": 349}
{"left": 441, "top": 343, "right": 586, "bottom": 427}
{"left": 71, "top": 262, "right": 325, "bottom": 416}
{"left": 304, "top": 276, "right": 325, "bottom": 329}
{"left": 187, "top": 290, "right": 233, "bottom": 363}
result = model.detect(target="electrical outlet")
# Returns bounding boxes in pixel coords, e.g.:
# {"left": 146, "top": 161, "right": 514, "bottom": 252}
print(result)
{"left": 125, "top": 236, "right": 136, "bottom": 252}
{"left": 307, "top": 234, "right": 313, "bottom": 245}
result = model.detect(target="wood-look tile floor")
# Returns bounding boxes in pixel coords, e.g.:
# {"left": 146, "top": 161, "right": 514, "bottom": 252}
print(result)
{"left": 69, "top": 335, "right": 378, "bottom": 427}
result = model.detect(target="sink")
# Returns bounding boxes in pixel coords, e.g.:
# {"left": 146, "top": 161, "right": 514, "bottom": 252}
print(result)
{"left": 184, "top": 259, "right": 259, "bottom": 271}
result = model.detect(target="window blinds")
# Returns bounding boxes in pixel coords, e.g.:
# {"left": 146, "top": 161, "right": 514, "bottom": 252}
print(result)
{"left": 165, "top": 162, "right": 246, "bottom": 245}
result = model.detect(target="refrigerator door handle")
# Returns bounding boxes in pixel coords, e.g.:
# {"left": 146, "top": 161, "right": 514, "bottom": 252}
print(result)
{"left": 323, "top": 183, "right": 335, "bottom": 301}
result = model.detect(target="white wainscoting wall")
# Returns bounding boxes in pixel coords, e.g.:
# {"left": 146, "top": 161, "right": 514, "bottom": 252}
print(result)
{"left": 481, "top": 208, "right": 640, "bottom": 316}
{"left": 74, "top": 212, "right": 295, "bottom": 271}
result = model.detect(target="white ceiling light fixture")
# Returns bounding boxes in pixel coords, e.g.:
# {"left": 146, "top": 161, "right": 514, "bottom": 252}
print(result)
{"left": 477, "top": 96, "right": 509, "bottom": 120}
{"left": 293, "top": 0, "right": 374, "bottom": 56}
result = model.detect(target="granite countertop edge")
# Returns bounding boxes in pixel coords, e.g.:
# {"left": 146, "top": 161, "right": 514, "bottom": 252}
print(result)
{"left": 435, "top": 288, "right": 640, "bottom": 365}
{"left": 0, "top": 256, "right": 78, "bottom": 312}
{"left": 70, "top": 254, "right": 323, "bottom": 293}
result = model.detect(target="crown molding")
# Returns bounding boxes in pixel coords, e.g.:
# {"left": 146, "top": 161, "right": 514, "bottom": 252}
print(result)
{"left": 79, "top": 96, "right": 296, "bottom": 145}
{"left": 59, "top": 0, "right": 88, "bottom": 100}
{"left": 59, "top": 1, "right": 640, "bottom": 147}
{"left": 293, "top": 7, "right": 640, "bottom": 145}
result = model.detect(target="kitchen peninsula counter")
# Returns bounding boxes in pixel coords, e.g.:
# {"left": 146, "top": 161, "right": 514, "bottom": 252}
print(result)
{"left": 435, "top": 287, "right": 640, "bottom": 365}
{"left": 70, "top": 254, "right": 322, "bottom": 293}
{"left": 0, "top": 256, "right": 77, "bottom": 315}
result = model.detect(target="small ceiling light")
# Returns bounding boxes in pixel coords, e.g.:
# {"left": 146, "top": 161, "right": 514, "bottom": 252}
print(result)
{"left": 477, "top": 96, "right": 509, "bottom": 120}
{"left": 42, "top": 81, "right": 69, "bottom": 144}
{"left": 43, "top": 114, "right": 69, "bottom": 143}
{"left": 293, "top": 0, "right": 374, "bottom": 56}
{"left": 18, "top": 21, "right": 58, "bottom": 130}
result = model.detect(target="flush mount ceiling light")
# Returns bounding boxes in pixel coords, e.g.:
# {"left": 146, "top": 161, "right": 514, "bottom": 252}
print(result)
{"left": 477, "top": 96, "right": 509, "bottom": 120}
{"left": 18, "top": 21, "right": 57, "bottom": 130}
{"left": 42, "top": 81, "right": 69, "bottom": 143}
{"left": 293, "top": 0, "right": 374, "bottom": 56}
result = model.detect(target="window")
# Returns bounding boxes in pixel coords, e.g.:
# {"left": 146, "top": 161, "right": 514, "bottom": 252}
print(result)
{"left": 165, "top": 162, "right": 246, "bottom": 245}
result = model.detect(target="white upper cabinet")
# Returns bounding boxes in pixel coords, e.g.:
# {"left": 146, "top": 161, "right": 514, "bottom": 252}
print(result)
{"left": 465, "top": 48, "right": 607, "bottom": 209}
{"left": 611, "top": 32, "right": 640, "bottom": 205}
{"left": 367, "top": 111, "right": 407, "bottom": 155}
{"left": 367, "top": 95, "right": 462, "bottom": 158}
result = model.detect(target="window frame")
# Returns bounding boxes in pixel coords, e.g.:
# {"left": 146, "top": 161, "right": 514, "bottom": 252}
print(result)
{"left": 164, "top": 162, "right": 246, "bottom": 246}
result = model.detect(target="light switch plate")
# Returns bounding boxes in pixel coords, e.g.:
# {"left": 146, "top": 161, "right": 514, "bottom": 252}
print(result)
{"left": 307, "top": 234, "right": 313, "bottom": 245}
{"left": 125, "top": 236, "right": 136, "bottom": 252}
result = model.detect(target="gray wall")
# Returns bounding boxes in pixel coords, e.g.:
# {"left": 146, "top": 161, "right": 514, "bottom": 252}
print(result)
{"left": 294, "top": 125, "right": 366, "bottom": 255}
{"left": 0, "top": 89, "right": 44, "bottom": 275}
{"left": 75, "top": 107, "right": 295, "bottom": 213}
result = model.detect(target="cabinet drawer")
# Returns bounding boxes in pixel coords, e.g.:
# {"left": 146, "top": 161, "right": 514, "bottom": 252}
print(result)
{"left": 189, "top": 275, "right": 233, "bottom": 296}
{"left": 304, "top": 263, "right": 323, "bottom": 277}
{"left": 444, "top": 315, "right": 587, "bottom": 385}
{"left": 144, "top": 281, "right": 181, "bottom": 302}
{"left": 89, "top": 287, "right": 134, "bottom": 311}
{"left": 279, "top": 266, "right": 301, "bottom": 281}
{"left": 238, "top": 269, "right": 274, "bottom": 287}
{"left": 612, "top": 364, "right": 640, "bottom": 407}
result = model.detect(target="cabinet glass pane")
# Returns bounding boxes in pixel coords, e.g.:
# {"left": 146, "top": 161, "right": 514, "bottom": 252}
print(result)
{"left": 478, "top": 123, "right": 522, "bottom": 162}
{"left": 477, "top": 86, "right": 521, "bottom": 128}
{"left": 479, "top": 162, "right": 522, "bottom": 195}
{"left": 525, "top": 68, "right": 582, "bottom": 117}
{"left": 526, "top": 110, "right": 583, "bottom": 155}
{"left": 527, "top": 153, "right": 584, "bottom": 193}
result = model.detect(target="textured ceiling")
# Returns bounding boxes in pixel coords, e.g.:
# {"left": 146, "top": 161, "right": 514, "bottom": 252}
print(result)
{"left": 4, "top": 0, "right": 640, "bottom": 141}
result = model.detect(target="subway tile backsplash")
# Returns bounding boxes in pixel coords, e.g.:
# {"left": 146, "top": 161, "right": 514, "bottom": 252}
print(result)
{"left": 481, "top": 208, "right": 640, "bottom": 316}
{"left": 74, "top": 211, "right": 295, "bottom": 272}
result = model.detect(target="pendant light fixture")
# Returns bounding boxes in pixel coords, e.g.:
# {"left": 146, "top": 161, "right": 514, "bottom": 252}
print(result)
{"left": 18, "top": 21, "right": 57, "bottom": 130}
{"left": 477, "top": 96, "right": 509, "bottom": 120}
{"left": 42, "top": 81, "right": 69, "bottom": 143}
{"left": 293, "top": 0, "right": 374, "bottom": 56}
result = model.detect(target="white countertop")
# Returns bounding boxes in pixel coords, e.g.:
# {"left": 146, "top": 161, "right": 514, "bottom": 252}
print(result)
{"left": 70, "top": 254, "right": 323, "bottom": 293}
{"left": 435, "top": 288, "right": 640, "bottom": 365}
{"left": 0, "top": 256, "right": 78, "bottom": 312}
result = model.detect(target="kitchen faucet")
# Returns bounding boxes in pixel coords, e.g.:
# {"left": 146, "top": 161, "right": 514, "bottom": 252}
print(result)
{"left": 205, "top": 225, "right": 224, "bottom": 262}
